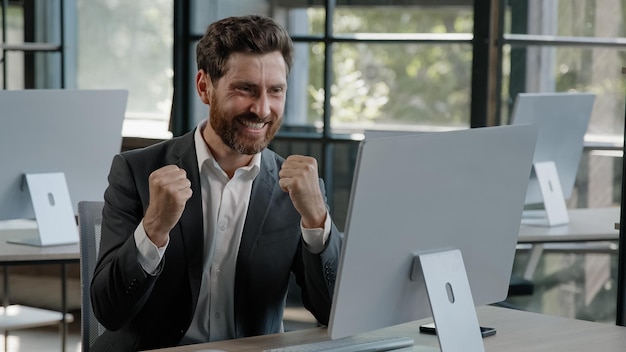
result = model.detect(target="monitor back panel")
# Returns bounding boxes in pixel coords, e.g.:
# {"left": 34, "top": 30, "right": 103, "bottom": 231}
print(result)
{"left": 0, "top": 89, "right": 128, "bottom": 220}
{"left": 511, "top": 92, "right": 595, "bottom": 204}
{"left": 328, "top": 124, "right": 538, "bottom": 339}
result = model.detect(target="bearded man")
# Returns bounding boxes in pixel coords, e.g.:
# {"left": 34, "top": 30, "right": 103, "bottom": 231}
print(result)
{"left": 89, "top": 15, "right": 342, "bottom": 352}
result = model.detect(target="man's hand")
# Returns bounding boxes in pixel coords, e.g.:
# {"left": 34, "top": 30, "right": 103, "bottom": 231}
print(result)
{"left": 143, "top": 165, "right": 192, "bottom": 247}
{"left": 279, "top": 155, "right": 327, "bottom": 229}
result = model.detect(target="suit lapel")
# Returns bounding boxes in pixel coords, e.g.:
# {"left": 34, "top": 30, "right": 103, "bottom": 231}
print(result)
{"left": 166, "top": 130, "right": 205, "bottom": 307}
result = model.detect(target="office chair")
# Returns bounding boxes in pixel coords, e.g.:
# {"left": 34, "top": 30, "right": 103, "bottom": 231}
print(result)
{"left": 78, "top": 201, "right": 105, "bottom": 352}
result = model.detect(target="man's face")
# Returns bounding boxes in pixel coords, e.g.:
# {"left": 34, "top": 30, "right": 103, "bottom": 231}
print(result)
{"left": 208, "top": 51, "right": 287, "bottom": 155}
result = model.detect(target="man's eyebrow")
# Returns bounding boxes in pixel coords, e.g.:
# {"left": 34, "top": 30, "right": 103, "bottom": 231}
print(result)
{"left": 230, "top": 80, "right": 286, "bottom": 89}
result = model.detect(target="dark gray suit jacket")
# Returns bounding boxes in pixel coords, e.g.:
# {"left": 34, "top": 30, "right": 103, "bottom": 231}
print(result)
{"left": 90, "top": 129, "right": 342, "bottom": 351}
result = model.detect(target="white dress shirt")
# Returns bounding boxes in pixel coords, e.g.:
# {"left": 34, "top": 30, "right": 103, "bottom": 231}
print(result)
{"left": 133, "top": 120, "right": 331, "bottom": 345}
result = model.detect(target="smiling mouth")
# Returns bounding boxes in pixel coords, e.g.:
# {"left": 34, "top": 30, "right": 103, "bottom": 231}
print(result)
{"left": 239, "top": 119, "right": 268, "bottom": 130}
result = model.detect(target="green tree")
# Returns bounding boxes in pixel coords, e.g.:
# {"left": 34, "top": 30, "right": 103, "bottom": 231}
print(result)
{"left": 306, "top": 6, "right": 474, "bottom": 128}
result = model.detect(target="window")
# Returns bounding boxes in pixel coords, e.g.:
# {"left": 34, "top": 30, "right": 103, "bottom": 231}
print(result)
{"left": 500, "top": 0, "right": 625, "bottom": 208}
{"left": 1, "top": 0, "right": 174, "bottom": 138}
{"left": 76, "top": 0, "right": 173, "bottom": 139}
{"left": 281, "top": 3, "right": 475, "bottom": 133}
{"left": 1, "top": 0, "right": 63, "bottom": 89}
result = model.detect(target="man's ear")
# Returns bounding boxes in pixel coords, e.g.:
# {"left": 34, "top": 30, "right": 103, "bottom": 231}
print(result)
{"left": 196, "top": 70, "right": 212, "bottom": 105}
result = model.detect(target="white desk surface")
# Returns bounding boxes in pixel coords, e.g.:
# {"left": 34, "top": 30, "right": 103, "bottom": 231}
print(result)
{"left": 518, "top": 207, "right": 620, "bottom": 244}
{"left": 0, "top": 305, "right": 74, "bottom": 331}
{"left": 145, "top": 305, "right": 626, "bottom": 352}
{"left": 0, "top": 219, "right": 79, "bottom": 264}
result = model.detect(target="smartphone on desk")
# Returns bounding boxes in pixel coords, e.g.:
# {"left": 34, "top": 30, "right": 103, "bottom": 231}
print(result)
{"left": 419, "top": 322, "right": 496, "bottom": 338}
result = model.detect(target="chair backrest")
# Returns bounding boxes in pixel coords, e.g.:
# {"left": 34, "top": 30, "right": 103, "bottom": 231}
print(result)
{"left": 78, "top": 201, "right": 105, "bottom": 352}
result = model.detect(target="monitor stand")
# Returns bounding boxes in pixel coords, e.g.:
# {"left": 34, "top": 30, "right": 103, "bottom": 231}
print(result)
{"left": 521, "top": 161, "right": 569, "bottom": 227}
{"left": 7, "top": 173, "right": 79, "bottom": 247}
{"left": 411, "top": 249, "right": 485, "bottom": 352}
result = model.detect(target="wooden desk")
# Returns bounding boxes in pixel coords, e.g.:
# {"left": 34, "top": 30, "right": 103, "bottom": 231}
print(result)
{"left": 0, "top": 220, "right": 79, "bottom": 351}
{"left": 517, "top": 207, "right": 619, "bottom": 280}
{"left": 143, "top": 305, "right": 626, "bottom": 352}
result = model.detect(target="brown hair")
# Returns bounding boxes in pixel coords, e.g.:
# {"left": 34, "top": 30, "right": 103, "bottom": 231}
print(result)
{"left": 196, "top": 15, "right": 294, "bottom": 84}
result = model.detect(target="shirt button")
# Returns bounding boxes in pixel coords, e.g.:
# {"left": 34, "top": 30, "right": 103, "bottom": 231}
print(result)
{"left": 215, "top": 312, "right": 221, "bottom": 319}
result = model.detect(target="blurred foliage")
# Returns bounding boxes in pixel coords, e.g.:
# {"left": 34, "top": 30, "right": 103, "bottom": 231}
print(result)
{"left": 76, "top": 0, "right": 173, "bottom": 116}
{"left": 306, "top": 7, "right": 474, "bottom": 128}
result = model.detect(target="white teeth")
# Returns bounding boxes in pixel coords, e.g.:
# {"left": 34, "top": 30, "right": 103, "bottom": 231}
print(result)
{"left": 241, "top": 120, "right": 265, "bottom": 130}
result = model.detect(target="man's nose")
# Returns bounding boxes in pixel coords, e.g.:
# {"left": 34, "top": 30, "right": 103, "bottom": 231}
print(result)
{"left": 250, "top": 92, "right": 271, "bottom": 117}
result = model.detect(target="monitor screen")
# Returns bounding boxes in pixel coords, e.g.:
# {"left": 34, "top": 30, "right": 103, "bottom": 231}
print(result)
{"left": 0, "top": 89, "right": 128, "bottom": 221}
{"left": 328, "top": 124, "right": 538, "bottom": 340}
{"left": 510, "top": 92, "right": 595, "bottom": 205}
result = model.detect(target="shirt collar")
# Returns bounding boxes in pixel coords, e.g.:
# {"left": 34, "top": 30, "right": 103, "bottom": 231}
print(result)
{"left": 194, "top": 119, "right": 261, "bottom": 178}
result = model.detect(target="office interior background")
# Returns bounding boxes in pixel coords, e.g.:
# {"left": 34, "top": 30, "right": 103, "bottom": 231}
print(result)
{"left": 1, "top": 0, "right": 626, "bottom": 347}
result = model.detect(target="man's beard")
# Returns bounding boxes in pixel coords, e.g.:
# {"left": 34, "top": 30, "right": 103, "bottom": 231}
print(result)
{"left": 209, "top": 100, "right": 281, "bottom": 155}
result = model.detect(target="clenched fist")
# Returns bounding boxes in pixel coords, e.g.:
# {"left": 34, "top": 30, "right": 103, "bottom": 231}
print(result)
{"left": 278, "top": 155, "right": 327, "bottom": 229}
{"left": 143, "top": 165, "right": 192, "bottom": 247}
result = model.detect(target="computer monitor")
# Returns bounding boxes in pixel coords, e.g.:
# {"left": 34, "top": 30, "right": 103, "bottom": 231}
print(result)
{"left": 0, "top": 89, "right": 127, "bottom": 222}
{"left": 510, "top": 92, "right": 595, "bottom": 225}
{"left": 328, "top": 124, "right": 538, "bottom": 347}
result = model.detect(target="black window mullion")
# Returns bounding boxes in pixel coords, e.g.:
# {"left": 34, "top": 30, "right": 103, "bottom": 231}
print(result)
{"left": 171, "top": 0, "right": 191, "bottom": 137}
{"left": 470, "top": 0, "right": 495, "bottom": 128}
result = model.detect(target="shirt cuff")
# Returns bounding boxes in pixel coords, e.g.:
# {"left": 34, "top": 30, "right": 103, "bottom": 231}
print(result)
{"left": 301, "top": 210, "right": 331, "bottom": 254}
{"left": 134, "top": 219, "right": 168, "bottom": 275}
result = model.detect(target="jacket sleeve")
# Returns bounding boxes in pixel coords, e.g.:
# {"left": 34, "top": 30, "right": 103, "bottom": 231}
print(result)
{"left": 90, "top": 154, "right": 160, "bottom": 331}
{"left": 295, "top": 179, "right": 343, "bottom": 326}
